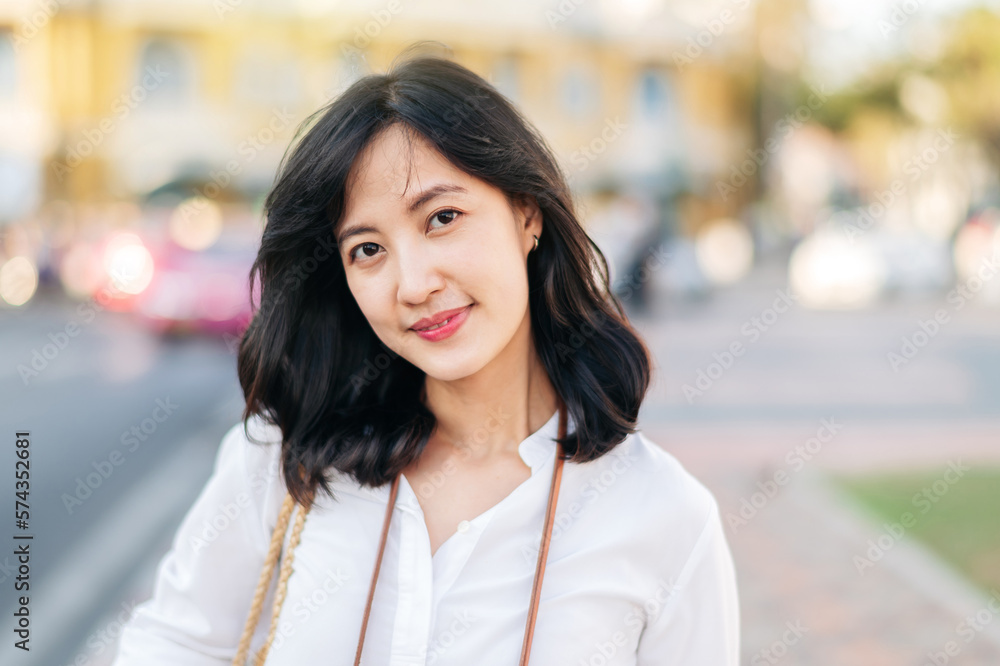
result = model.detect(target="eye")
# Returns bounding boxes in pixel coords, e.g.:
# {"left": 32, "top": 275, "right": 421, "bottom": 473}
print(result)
{"left": 429, "top": 209, "right": 461, "bottom": 229}
{"left": 346, "top": 210, "right": 461, "bottom": 265}
{"left": 348, "top": 242, "right": 382, "bottom": 263}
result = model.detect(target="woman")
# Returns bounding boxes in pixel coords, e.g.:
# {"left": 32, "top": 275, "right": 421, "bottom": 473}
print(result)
{"left": 113, "top": 50, "right": 739, "bottom": 665}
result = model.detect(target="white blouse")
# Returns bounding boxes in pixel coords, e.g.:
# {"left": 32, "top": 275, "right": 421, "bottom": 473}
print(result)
{"left": 112, "top": 409, "right": 740, "bottom": 665}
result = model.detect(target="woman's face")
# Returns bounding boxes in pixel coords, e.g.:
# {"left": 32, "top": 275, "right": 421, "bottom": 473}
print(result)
{"left": 336, "top": 123, "right": 542, "bottom": 382}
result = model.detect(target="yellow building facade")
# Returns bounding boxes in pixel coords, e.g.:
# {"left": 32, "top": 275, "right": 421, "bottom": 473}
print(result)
{"left": 0, "top": 0, "right": 755, "bottom": 229}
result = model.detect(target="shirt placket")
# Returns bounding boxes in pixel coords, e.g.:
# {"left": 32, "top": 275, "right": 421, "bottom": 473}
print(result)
{"left": 388, "top": 479, "right": 434, "bottom": 666}
{"left": 429, "top": 508, "right": 495, "bottom": 620}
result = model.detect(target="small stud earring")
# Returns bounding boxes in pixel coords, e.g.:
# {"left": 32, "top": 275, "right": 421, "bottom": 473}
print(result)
{"left": 532, "top": 234, "right": 539, "bottom": 252}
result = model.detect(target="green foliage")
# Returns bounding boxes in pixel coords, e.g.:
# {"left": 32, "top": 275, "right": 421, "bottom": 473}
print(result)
{"left": 831, "top": 465, "right": 1000, "bottom": 594}
{"left": 803, "top": 7, "right": 1000, "bottom": 142}
{"left": 794, "top": 76, "right": 901, "bottom": 133}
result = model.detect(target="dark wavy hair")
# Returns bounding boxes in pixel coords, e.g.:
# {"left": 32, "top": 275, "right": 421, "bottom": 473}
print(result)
{"left": 237, "top": 47, "right": 652, "bottom": 507}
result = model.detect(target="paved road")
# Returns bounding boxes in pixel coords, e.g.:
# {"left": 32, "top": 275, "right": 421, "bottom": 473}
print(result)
{"left": 0, "top": 290, "right": 246, "bottom": 666}
{"left": 633, "top": 262, "right": 1000, "bottom": 427}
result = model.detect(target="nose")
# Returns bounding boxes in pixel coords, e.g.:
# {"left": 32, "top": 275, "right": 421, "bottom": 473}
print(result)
{"left": 394, "top": 239, "right": 446, "bottom": 306}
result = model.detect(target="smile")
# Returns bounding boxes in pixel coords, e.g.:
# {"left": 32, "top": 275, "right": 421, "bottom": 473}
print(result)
{"left": 419, "top": 317, "right": 457, "bottom": 331}
{"left": 412, "top": 305, "right": 472, "bottom": 341}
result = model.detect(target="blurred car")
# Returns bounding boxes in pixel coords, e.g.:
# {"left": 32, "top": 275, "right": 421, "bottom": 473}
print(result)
{"left": 132, "top": 235, "right": 258, "bottom": 337}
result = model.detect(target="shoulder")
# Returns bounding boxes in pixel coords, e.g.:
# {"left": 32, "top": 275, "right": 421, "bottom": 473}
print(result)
{"left": 569, "top": 428, "right": 721, "bottom": 559}
{"left": 216, "top": 416, "right": 378, "bottom": 508}
{"left": 570, "top": 429, "right": 731, "bottom": 605}
{"left": 217, "top": 414, "right": 283, "bottom": 476}
{"left": 214, "top": 415, "right": 288, "bottom": 537}
{"left": 630, "top": 429, "right": 718, "bottom": 518}
{"left": 580, "top": 428, "right": 718, "bottom": 515}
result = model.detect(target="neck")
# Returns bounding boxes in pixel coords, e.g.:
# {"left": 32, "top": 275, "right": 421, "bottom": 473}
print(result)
{"left": 421, "top": 329, "right": 559, "bottom": 464}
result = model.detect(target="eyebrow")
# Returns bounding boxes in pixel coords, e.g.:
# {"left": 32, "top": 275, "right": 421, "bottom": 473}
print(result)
{"left": 336, "top": 184, "right": 469, "bottom": 246}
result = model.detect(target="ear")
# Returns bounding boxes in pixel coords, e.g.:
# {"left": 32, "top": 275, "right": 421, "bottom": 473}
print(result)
{"left": 512, "top": 194, "right": 543, "bottom": 239}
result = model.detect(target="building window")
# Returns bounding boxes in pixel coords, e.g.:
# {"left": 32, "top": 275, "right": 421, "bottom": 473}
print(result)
{"left": 491, "top": 55, "right": 521, "bottom": 103}
{"left": 0, "top": 32, "right": 15, "bottom": 99}
{"left": 136, "top": 37, "right": 196, "bottom": 105}
{"left": 636, "top": 67, "right": 669, "bottom": 120}
{"left": 560, "top": 63, "right": 598, "bottom": 119}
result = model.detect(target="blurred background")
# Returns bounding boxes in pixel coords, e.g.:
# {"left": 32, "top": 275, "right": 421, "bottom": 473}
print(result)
{"left": 1, "top": 0, "right": 999, "bottom": 664}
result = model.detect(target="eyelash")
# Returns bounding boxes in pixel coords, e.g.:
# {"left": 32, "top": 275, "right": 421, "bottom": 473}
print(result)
{"left": 348, "top": 209, "right": 462, "bottom": 264}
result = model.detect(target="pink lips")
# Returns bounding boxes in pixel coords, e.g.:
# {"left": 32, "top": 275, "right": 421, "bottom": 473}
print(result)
{"left": 411, "top": 305, "right": 472, "bottom": 342}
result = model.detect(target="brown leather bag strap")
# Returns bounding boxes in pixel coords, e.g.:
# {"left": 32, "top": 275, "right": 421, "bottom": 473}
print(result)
{"left": 519, "top": 401, "right": 567, "bottom": 665}
{"left": 354, "top": 471, "right": 400, "bottom": 666}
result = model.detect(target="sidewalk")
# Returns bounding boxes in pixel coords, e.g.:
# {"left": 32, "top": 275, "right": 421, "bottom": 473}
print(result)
{"left": 648, "top": 422, "right": 1000, "bottom": 666}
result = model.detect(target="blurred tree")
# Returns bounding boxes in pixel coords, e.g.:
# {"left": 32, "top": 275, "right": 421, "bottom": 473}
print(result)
{"left": 928, "top": 8, "right": 1000, "bottom": 169}
{"left": 800, "top": 7, "right": 1000, "bottom": 170}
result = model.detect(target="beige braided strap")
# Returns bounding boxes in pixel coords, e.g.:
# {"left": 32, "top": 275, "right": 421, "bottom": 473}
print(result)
{"left": 253, "top": 498, "right": 309, "bottom": 665}
{"left": 231, "top": 492, "right": 310, "bottom": 666}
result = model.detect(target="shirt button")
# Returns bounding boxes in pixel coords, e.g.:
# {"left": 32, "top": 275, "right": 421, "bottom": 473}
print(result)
{"left": 457, "top": 520, "right": 470, "bottom": 533}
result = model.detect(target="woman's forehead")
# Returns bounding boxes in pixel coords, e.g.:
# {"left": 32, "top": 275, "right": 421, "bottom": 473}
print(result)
{"left": 348, "top": 127, "right": 455, "bottom": 200}
{"left": 340, "top": 125, "right": 484, "bottom": 223}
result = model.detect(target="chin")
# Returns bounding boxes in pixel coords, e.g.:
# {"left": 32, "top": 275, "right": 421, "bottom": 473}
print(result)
{"left": 417, "top": 350, "right": 492, "bottom": 383}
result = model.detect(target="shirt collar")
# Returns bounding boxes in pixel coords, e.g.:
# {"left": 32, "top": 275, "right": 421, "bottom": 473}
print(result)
{"left": 332, "top": 406, "right": 573, "bottom": 504}
{"left": 518, "top": 406, "right": 573, "bottom": 473}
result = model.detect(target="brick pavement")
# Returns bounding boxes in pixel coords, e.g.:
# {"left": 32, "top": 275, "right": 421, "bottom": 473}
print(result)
{"left": 648, "top": 422, "right": 1000, "bottom": 665}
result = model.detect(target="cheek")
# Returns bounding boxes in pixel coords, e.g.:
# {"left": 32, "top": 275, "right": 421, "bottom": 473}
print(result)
{"left": 461, "top": 237, "right": 528, "bottom": 307}
{"left": 463, "top": 217, "right": 523, "bottom": 278}
{"left": 346, "top": 274, "right": 392, "bottom": 330}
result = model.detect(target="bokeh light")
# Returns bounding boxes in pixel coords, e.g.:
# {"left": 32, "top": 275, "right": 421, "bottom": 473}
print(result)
{"left": 0, "top": 255, "right": 38, "bottom": 306}
{"left": 789, "top": 230, "right": 888, "bottom": 308}
{"left": 954, "top": 211, "right": 1000, "bottom": 282}
{"left": 695, "top": 218, "right": 754, "bottom": 286}
{"left": 102, "top": 232, "right": 155, "bottom": 295}
{"left": 59, "top": 241, "right": 105, "bottom": 299}
{"left": 169, "top": 197, "right": 223, "bottom": 251}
